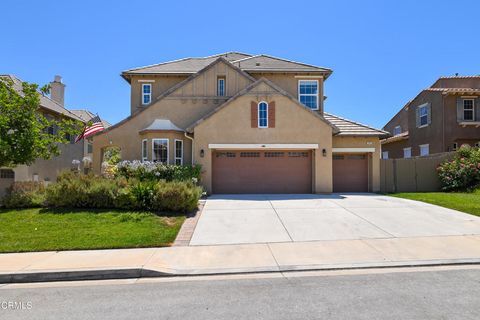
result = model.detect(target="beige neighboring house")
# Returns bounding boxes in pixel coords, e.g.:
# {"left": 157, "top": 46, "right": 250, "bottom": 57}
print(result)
{"left": 92, "top": 52, "right": 388, "bottom": 194}
{"left": 0, "top": 75, "right": 100, "bottom": 197}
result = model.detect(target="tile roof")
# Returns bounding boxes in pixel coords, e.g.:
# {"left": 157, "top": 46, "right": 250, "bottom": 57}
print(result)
{"left": 122, "top": 52, "right": 332, "bottom": 79}
{"left": 381, "top": 131, "right": 409, "bottom": 144}
{"left": 231, "top": 55, "right": 332, "bottom": 74}
{"left": 425, "top": 87, "right": 480, "bottom": 94}
{"left": 70, "top": 109, "right": 111, "bottom": 128}
{"left": 1, "top": 74, "right": 84, "bottom": 122}
{"left": 139, "top": 119, "right": 184, "bottom": 132}
{"left": 324, "top": 113, "right": 389, "bottom": 137}
{"left": 438, "top": 75, "right": 480, "bottom": 79}
{"left": 122, "top": 52, "right": 252, "bottom": 75}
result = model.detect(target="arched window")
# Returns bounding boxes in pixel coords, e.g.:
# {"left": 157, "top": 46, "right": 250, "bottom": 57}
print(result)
{"left": 258, "top": 102, "right": 268, "bottom": 128}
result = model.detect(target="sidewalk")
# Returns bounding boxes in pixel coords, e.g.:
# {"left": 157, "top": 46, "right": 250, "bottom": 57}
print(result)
{"left": 1, "top": 235, "right": 480, "bottom": 283}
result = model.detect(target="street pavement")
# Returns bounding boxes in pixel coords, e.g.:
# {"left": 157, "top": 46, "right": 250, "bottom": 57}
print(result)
{"left": 0, "top": 266, "right": 479, "bottom": 320}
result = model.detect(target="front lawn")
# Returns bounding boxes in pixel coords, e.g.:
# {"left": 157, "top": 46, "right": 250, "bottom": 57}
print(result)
{"left": 391, "top": 188, "right": 480, "bottom": 217}
{"left": 0, "top": 208, "right": 185, "bottom": 253}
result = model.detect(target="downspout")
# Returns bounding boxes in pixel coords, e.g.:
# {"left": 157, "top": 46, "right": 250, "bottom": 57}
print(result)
{"left": 184, "top": 132, "right": 195, "bottom": 164}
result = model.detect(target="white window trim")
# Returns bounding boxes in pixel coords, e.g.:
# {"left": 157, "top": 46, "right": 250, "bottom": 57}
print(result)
{"left": 142, "top": 83, "right": 152, "bottom": 106}
{"left": 217, "top": 78, "right": 225, "bottom": 97}
{"left": 403, "top": 147, "right": 412, "bottom": 158}
{"left": 419, "top": 144, "right": 429, "bottom": 156}
{"left": 463, "top": 99, "right": 475, "bottom": 121}
{"left": 152, "top": 138, "right": 169, "bottom": 164}
{"left": 393, "top": 125, "right": 401, "bottom": 136}
{"left": 174, "top": 139, "right": 183, "bottom": 165}
{"left": 298, "top": 80, "right": 319, "bottom": 110}
{"left": 141, "top": 139, "right": 148, "bottom": 162}
{"left": 258, "top": 101, "right": 268, "bottom": 128}
{"left": 418, "top": 104, "right": 429, "bottom": 127}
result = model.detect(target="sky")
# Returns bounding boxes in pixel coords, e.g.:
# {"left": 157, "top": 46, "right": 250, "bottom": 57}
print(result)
{"left": 1, "top": 0, "right": 479, "bottom": 128}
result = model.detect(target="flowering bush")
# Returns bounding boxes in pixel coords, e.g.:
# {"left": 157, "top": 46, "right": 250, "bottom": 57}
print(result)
{"left": 115, "top": 160, "right": 201, "bottom": 183}
{"left": 437, "top": 145, "right": 480, "bottom": 191}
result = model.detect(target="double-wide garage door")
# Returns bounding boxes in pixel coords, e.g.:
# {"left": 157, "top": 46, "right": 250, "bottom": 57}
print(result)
{"left": 333, "top": 153, "right": 368, "bottom": 192}
{"left": 212, "top": 150, "right": 312, "bottom": 194}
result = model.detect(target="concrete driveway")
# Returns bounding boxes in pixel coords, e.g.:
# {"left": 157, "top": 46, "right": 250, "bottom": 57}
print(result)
{"left": 190, "top": 194, "right": 480, "bottom": 246}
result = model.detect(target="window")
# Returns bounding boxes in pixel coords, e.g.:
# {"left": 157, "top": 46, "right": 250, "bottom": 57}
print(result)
{"left": 403, "top": 147, "right": 411, "bottom": 158}
{"left": 141, "top": 139, "right": 148, "bottom": 162}
{"left": 382, "top": 151, "right": 389, "bottom": 159}
{"left": 175, "top": 140, "right": 183, "bottom": 165}
{"left": 463, "top": 99, "right": 474, "bottom": 121}
{"left": 298, "top": 80, "right": 319, "bottom": 110}
{"left": 419, "top": 104, "right": 429, "bottom": 127}
{"left": 217, "top": 77, "right": 225, "bottom": 96}
{"left": 258, "top": 101, "right": 268, "bottom": 128}
{"left": 0, "top": 169, "right": 14, "bottom": 179}
{"left": 87, "top": 139, "right": 93, "bottom": 153}
{"left": 142, "top": 84, "right": 152, "bottom": 105}
{"left": 152, "top": 139, "right": 168, "bottom": 163}
{"left": 240, "top": 152, "right": 260, "bottom": 157}
{"left": 265, "top": 152, "right": 284, "bottom": 158}
{"left": 216, "top": 152, "right": 236, "bottom": 158}
{"left": 393, "top": 125, "right": 401, "bottom": 136}
{"left": 419, "top": 144, "right": 429, "bottom": 156}
{"left": 288, "top": 152, "right": 308, "bottom": 158}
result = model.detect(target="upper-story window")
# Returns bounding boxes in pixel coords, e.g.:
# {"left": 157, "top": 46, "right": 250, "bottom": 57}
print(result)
{"left": 258, "top": 102, "right": 268, "bottom": 128}
{"left": 298, "top": 80, "right": 319, "bottom": 110}
{"left": 393, "top": 125, "right": 401, "bottom": 136}
{"left": 463, "top": 99, "right": 474, "bottom": 121}
{"left": 418, "top": 104, "right": 429, "bottom": 127}
{"left": 142, "top": 84, "right": 152, "bottom": 105}
{"left": 217, "top": 77, "right": 225, "bottom": 96}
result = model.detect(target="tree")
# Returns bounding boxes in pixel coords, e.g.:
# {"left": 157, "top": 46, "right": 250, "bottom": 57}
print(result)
{"left": 0, "top": 77, "right": 82, "bottom": 167}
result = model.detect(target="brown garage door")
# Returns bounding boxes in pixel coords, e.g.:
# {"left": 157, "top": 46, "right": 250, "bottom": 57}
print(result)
{"left": 212, "top": 150, "right": 312, "bottom": 194}
{"left": 333, "top": 153, "right": 368, "bottom": 192}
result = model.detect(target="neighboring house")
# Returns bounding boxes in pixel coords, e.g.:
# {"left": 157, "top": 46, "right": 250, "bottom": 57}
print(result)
{"left": 92, "top": 52, "right": 388, "bottom": 194}
{"left": 0, "top": 75, "right": 94, "bottom": 197}
{"left": 382, "top": 76, "right": 480, "bottom": 159}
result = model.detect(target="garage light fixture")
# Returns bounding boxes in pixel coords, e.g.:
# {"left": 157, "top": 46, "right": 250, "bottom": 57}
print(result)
{"left": 200, "top": 149, "right": 205, "bottom": 158}
{"left": 322, "top": 148, "right": 327, "bottom": 157}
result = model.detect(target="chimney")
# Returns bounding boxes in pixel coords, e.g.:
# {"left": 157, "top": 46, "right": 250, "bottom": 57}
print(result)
{"left": 50, "top": 75, "right": 65, "bottom": 107}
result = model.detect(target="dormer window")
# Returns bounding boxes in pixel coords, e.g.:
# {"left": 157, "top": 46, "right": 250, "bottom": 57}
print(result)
{"left": 298, "top": 80, "right": 318, "bottom": 110}
{"left": 393, "top": 125, "right": 401, "bottom": 136}
{"left": 142, "top": 84, "right": 152, "bottom": 105}
{"left": 217, "top": 77, "right": 225, "bottom": 96}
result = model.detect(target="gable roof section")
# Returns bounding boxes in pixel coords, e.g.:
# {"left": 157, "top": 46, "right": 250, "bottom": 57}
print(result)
{"left": 121, "top": 52, "right": 253, "bottom": 81}
{"left": 1, "top": 74, "right": 84, "bottom": 122}
{"left": 324, "top": 113, "right": 389, "bottom": 137}
{"left": 186, "top": 77, "right": 338, "bottom": 133}
{"left": 97, "top": 57, "right": 256, "bottom": 135}
{"left": 70, "top": 109, "right": 111, "bottom": 127}
{"left": 231, "top": 55, "right": 332, "bottom": 77}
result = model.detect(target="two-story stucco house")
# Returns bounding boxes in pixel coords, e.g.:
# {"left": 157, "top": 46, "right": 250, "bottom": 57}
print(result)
{"left": 92, "top": 52, "right": 388, "bottom": 194}
{"left": 382, "top": 76, "right": 480, "bottom": 159}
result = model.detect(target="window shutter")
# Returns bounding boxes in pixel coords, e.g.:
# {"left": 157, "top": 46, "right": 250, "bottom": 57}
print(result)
{"left": 415, "top": 106, "right": 420, "bottom": 127}
{"left": 475, "top": 98, "right": 480, "bottom": 121}
{"left": 268, "top": 101, "right": 276, "bottom": 128}
{"left": 456, "top": 98, "right": 463, "bottom": 122}
{"left": 426, "top": 103, "right": 432, "bottom": 124}
{"left": 251, "top": 101, "right": 258, "bottom": 128}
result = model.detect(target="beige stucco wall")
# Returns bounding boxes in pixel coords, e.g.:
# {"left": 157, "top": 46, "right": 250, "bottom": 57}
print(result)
{"left": 332, "top": 136, "right": 381, "bottom": 192}
{"left": 249, "top": 73, "right": 325, "bottom": 113}
{"left": 193, "top": 82, "right": 333, "bottom": 194}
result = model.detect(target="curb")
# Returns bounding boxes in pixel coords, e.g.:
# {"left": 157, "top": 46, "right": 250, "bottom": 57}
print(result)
{"left": 2, "top": 258, "right": 480, "bottom": 284}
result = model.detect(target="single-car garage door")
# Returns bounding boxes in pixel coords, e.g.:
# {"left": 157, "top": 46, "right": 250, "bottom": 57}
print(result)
{"left": 333, "top": 153, "right": 368, "bottom": 192}
{"left": 212, "top": 150, "right": 312, "bottom": 194}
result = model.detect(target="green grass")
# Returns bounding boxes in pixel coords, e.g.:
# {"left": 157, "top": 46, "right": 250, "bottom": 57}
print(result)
{"left": 391, "top": 188, "right": 480, "bottom": 217}
{"left": 0, "top": 208, "right": 185, "bottom": 253}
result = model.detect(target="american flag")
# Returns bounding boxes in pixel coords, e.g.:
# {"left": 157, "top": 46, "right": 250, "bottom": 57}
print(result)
{"left": 75, "top": 115, "right": 105, "bottom": 142}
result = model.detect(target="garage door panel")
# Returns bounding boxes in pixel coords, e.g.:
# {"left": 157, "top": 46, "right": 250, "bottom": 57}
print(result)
{"left": 333, "top": 154, "right": 368, "bottom": 192}
{"left": 212, "top": 150, "right": 312, "bottom": 194}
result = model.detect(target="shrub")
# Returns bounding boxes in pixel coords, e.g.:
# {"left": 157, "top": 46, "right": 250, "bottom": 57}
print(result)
{"left": 152, "top": 181, "right": 203, "bottom": 212}
{"left": 437, "top": 145, "right": 480, "bottom": 191}
{"left": 2, "top": 182, "right": 46, "bottom": 208}
{"left": 115, "top": 160, "right": 201, "bottom": 183}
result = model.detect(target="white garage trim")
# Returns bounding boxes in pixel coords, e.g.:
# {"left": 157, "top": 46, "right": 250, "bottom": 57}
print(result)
{"left": 208, "top": 144, "right": 319, "bottom": 149}
{"left": 332, "top": 148, "right": 375, "bottom": 153}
